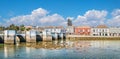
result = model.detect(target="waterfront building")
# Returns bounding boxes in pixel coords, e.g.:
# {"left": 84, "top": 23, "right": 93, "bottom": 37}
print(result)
{"left": 109, "top": 27, "right": 120, "bottom": 36}
{"left": 44, "top": 26, "right": 66, "bottom": 39}
{"left": 33, "top": 26, "right": 45, "bottom": 32}
{"left": 91, "top": 25, "right": 109, "bottom": 36}
{"left": 74, "top": 26, "right": 91, "bottom": 36}
{"left": 44, "top": 26, "right": 65, "bottom": 34}
{"left": 66, "top": 18, "right": 74, "bottom": 35}
{"left": 66, "top": 26, "right": 74, "bottom": 35}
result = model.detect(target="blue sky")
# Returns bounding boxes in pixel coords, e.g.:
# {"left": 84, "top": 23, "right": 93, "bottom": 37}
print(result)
{"left": 0, "top": 0, "right": 120, "bottom": 26}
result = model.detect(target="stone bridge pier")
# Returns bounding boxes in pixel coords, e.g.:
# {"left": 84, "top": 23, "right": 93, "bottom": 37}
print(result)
{"left": 51, "top": 33, "right": 58, "bottom": 40}
{"left": 0, "top": 31, "right": 4, "bottom": 43}
{"left": 26, "top": 30, "right": 37, "bottom": 42}
{"left": 4, "top": 30, "right": 16, "bottom": 44}
{"left": 51, "top": 33, "right": 66, "bottom": 40}
{"left": 42, "top": 31, "right": 52, "bottom": 41}
{"left": 58, "top": 33, "right": 63, "bottom": 39}
{"left": 2, "top": 30, "right": 66, "bottom": 44}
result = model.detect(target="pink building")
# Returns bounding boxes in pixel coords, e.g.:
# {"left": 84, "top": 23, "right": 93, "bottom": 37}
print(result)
{"left": 74, "top": 26, "right": 91, "bottom": 35}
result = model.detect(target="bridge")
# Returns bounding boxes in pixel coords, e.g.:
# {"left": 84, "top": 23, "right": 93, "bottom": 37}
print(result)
{"left": 0, "top": 30, "right": 66, "bottom": 44}
{"left": 0, "top": 31, "right": 4, "bottom": 43}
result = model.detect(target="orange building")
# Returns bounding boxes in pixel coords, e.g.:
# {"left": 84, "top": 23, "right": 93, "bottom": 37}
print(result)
{"left": 74, "top": 26, "right": 91, "bottom": 35}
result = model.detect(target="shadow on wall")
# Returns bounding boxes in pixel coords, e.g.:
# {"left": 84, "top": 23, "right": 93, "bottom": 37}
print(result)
{"left": 0, "top": 36, "right": 4, "bottom": 43}
{"left": 52, "top": 36, "right": 56, "bottom": 40}
{"left": 63, "top": 33, "right": 66, "bottom": 39}
{"left": 36, "top": 35, "right": 43, "bottom": 41}
{"left": 16, "top": 35, "right": 26, "bottom": 42}
{"left": 58, "top": 35, "right": 61, "bottom": 39}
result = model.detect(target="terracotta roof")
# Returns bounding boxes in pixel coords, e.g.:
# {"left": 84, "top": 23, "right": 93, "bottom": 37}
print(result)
{"left": 76, "top": 26, "right": 91, "bottom": 28}
{"left": 44, "top": 26, "right": 63, "bottom": 29}
{"left": 97, "top": 25, "right": 108, "bottom": 28}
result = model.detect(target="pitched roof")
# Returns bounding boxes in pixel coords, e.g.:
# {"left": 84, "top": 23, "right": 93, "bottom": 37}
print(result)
{"left": 96, "top": 25, "right": 108, "bottom": 28}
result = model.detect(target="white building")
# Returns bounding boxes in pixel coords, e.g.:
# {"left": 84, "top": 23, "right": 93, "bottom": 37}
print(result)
{"left": 44, "top": 26, "right": 66, "bottom": 34}
{"left": 66, "top": 26, "right": 74, "bottom": 35}
{"left": 109, "top": 27, "right": 120, "bottom": 36}
{"left": 91, "top": 28, "right": 109, "bottom": 36}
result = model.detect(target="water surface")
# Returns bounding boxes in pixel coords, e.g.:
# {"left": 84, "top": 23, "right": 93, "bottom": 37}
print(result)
{"left": 0, "top": 39, "right": 120, "bottom": 59}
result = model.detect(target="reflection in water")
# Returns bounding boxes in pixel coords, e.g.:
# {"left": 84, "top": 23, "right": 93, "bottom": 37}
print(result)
{"left": 90, "top": 40, "right": 120, "bottom": 50}
{"left": 26, "top": 47, "right": 30, "bottom": 55}
{"left": 4, "top": 46, "right": 7, "bottom": 58}
{"left": 0, "top": 39, "right": 120, "bottom": 59}
{"left": 25, "top": 40, "right": 68, "bottom": 49}
{"left": 4, "top": 45, "right": 15, "bottom": 58}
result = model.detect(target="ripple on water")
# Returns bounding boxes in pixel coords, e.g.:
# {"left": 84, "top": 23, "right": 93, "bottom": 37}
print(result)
{"left": 0, "top": 40, "right": 120, "bottom": 59}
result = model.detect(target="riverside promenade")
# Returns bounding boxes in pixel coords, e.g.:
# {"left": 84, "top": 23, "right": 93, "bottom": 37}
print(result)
{"left": 66, "top": 35, "right": 120, "bottom": 40}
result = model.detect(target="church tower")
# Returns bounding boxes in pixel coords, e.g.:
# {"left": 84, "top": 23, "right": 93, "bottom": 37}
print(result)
{"left": 67, "top": 19, "right": 72, "bottom": 26}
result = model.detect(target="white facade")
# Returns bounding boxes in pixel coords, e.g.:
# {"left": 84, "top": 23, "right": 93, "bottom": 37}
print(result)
{"left": 45, "top": 28, "right": 61, "bottom": 33}
{"left": 109, "top": 28, "right": 120, "bottom": 36}
{"left": 91, "top": 28, "right": 109, "bottom": 36}
{"left": 66, "top": 26, "right": 74, "bottom": 34}
{"left": 45, "top": 28, "right": 66, "bottom": 34}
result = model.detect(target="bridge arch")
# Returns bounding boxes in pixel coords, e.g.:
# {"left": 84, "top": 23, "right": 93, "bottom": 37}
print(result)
{"left": 16, "top": 34, "right": 26, "bottom": 42}
{"left": 0, "top": 35, "right": 4, "bottom": 43}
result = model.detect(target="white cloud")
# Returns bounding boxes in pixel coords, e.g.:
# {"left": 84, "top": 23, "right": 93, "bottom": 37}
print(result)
{"left": 66, "top": 17, "right": 74, "bottom": 20}
{"left": 6, "top": 8, "right": 65, "bottom": 26}
{"left": 112, "top": 9, "right": 120, "bottom": 16}
{"left": 73, "top": 10, "right": 107, "bottom": 26}
{"left": 107, "top": 9, "right": 120, "bottom": 26}
{"left": 31, "top": 8, "right": 48, "bottom": 17}
{"left": 5, "top": 8, "right": 120, "bottom": 27}
{"left": 75, "top": 15, "right": 87, "bottom": 22}
{"left": 107, "top": 15, "right": 120, "bottom": 26}
{"left": 40, "top": 14, "right": 65, "bottom": 26}
{"left": 73, "top": 15, "right": 88, "bottom": 26}
{"left": 84, "top": 10, "right": 107, "bottom": 20}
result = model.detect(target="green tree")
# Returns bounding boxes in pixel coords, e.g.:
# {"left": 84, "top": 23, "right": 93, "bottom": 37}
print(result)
{"left": 20, "top": 24, "right": 25, "bottom": 31}
{"left": 15, "top": 26, "right": 19, "bottom": 30}
{"left": 7, "top": 24, "right": 19, "bottom": 30}
{"left": 0, "top": 26, "right": 5, "bottom": 30}
{"left": 9, "top": 24, "right": 15, "bottom": 30}
{"left": 26, "top": 28, "right": 31, "bottom": 31}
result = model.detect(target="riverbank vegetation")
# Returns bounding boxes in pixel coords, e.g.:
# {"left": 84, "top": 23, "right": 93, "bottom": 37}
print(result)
{"left": 0, "top": 24, "right": 31, "bottom": 31}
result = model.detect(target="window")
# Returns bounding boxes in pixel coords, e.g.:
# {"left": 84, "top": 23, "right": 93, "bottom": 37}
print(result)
{"left": 93, "top": 29, "right": 95, "bottom": 32}
{"left": 88, "top": 30, "right": 90, "bottom": 32}
{"left": 93, "top": 34, "right": 96, "bottom": 36}
{"left": 102, "top": 29, "right": 104, "bottom": 32}
{"left": 83, "top": 29, "right": 85, "bottom": 32}
{"left": 100, "top": 33, "right": 101, "bottom": 36}
{"left": 79, "top": 30, "right": 82, "bottom": 32}
{"left": 105, "top": 33, "right": 107, "bottom": 36}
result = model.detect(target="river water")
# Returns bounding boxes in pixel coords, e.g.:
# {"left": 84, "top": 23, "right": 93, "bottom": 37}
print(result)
{"left": 0, "top": 39, "right": 120, "bottom": 59}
